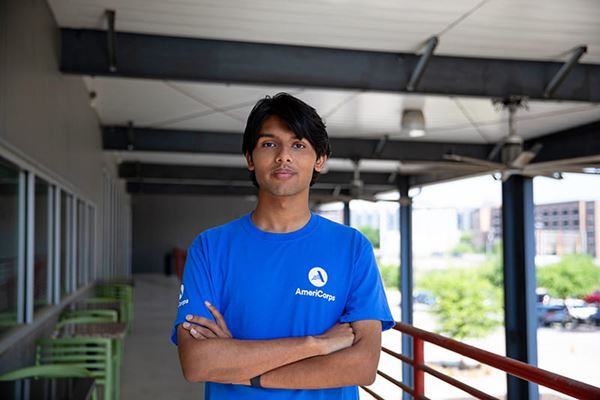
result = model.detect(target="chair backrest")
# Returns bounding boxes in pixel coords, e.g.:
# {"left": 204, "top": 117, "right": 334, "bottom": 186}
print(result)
{"left": 0, "top": 364, "right": 92, "bottom": 381}
{"left": 61, "top": 309, "right": 118, "bottom": 322}
{"left": 55, "top": 316, "right": 115, "bottom": 330}
{"left": 36, "top": 337, "right": 110, "bottom": 379}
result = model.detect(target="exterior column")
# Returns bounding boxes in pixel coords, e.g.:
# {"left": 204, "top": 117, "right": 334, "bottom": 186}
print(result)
{"left": 501, "top": 175, "right": 539, "bottom": 400}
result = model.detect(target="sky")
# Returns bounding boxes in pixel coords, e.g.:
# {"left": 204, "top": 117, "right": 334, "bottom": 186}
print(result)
{"left": 375, "top": 173, "right": 600, "bottom": 209}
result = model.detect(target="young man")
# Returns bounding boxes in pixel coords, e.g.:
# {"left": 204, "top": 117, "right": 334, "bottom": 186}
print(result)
{"left": 171, "top": 93, "right": 394, "bottom": 399}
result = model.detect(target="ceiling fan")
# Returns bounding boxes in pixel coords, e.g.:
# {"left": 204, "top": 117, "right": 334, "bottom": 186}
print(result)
{"left": 443, "top": 96, "right": 600, "bottom": 181}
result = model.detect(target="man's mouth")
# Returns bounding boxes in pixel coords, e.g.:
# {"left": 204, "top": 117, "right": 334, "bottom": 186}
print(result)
{"left": 272, "top": 169, "right": 296, "bottom": 178}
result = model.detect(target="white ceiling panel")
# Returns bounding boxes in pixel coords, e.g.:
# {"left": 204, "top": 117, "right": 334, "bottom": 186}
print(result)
{"left": 49, "top": 0, "right": 600, "bottom": 62}
{"left": 87, "top": 76, "right": 600, "bottom": 143}
{"left": 83, "top": 76, "right": 211, "bottom": 126}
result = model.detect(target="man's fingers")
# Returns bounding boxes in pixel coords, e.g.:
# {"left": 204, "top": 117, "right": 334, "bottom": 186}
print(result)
{"left": 191, "top": 326, "right": 217, "bottom": 338}
{"left": 204, "top": 301, "right": 232, "bottom": 337}
{"left": 185, "top": 314, "right": 227, "bottom": 337}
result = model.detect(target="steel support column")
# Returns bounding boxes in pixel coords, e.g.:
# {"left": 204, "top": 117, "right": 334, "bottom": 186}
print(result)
{"left": 398, "top": 176, "right": 414, "bottom": 399}
{"left": 501, "top": 175, "right": 539, "bottom": 400}
{"left": 343, "top": 201, "right": 351, "bottom": 226}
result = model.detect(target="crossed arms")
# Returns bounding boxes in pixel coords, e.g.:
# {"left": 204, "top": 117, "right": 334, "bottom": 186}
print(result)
{"left": 176, "top": 302, "right": 382, "bottom": 389}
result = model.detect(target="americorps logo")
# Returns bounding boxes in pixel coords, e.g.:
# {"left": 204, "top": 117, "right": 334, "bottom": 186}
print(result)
{"left": 178, "top": 284, "right": 189, "bottom": 308}
{"left": 308, "top": 267, "right": 328, "bottom": 287}
{"left": 295, "top": 266, "right": 336, "bottom": 302}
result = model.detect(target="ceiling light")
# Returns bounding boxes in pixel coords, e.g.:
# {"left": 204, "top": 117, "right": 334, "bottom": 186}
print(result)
{"left": 401, "top": 109, "right": 426, "bottom": 138}
{"left": 408, "top": 129, "right": 426, "bottom": 138}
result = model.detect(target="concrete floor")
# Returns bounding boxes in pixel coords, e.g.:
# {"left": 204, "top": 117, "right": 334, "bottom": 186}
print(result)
{"left": 120, "top": 273, "right": 205, "bottom": 400}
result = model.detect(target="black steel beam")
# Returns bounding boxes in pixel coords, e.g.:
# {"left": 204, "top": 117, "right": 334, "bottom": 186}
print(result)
{"left": 525, "top": 119, "right": 600, "bottom": 163}
{"left": 62, "top": 29, "right": 600, "bottom": 102}
{"left": 126, "top": 182, "right": 363, "bottom": 200}
{"left": 118, "top": 162, "right": 397, "bottom": 188}
{"left": 501, "top": 176, "right": 539, "bottom": 400}
{"left": 104, "top": 126, "right": 493, "bottom": 162}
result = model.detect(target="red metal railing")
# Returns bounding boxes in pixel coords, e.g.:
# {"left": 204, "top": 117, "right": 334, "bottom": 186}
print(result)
{"left": 362, "top": 322, "right": 600, "bottom": 400}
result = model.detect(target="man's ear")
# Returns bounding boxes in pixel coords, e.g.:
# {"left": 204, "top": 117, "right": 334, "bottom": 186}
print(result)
{"left": 314, "top": 155, "right": 327, "bottom": 172}
{"left": 245, "top": 152, "right": 255, "bottom": 171}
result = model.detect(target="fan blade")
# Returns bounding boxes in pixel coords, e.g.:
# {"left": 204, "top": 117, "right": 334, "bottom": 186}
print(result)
{"left": 511, "top": 151, "right": 537, "bottom": 169}
{"left": 510, "top": 143, "right": 543, "bottom": 168}
{"left": 443, "top": 154, "right": 504, "bottom": 169}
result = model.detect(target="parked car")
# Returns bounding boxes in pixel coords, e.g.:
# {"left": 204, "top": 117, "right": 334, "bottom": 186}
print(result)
{"left": 584, "top": 290, "right": 600, "bottom": 304}
{"left": 590, "top": 308, "right": 600, "bottom": 326}
{"left": 537, "top": 304, "right": 571, "bottom": 327}
{"left": 413, "top": 290, "right": 436, "bottom": 306}
{"left": 565, "top": 298, "right": 598, "bottom": 324}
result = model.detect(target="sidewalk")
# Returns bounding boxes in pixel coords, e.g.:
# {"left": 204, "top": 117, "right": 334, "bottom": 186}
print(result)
{"left": 120, "top": 273, "right": 204, "bottom": 400}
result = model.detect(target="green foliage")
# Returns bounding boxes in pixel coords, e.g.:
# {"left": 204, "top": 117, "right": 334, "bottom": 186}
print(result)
{"left": 378, "top": 264, "right": 399, "bottom": 289}
{"left": 537, "top": 254, "right": 600, "bottom": 298}
{"left": 419, "top": 268, "right": 502, "bottom": 340}
{"left": 358, "top": 225, "right": 380, "bottom": 249}
{"left": 450, "top": 231, "right": 478, "bottom": 255}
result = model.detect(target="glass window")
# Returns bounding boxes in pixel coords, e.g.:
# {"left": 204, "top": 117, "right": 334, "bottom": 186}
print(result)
{"left": 33, "top": 177, "right": 51, "bottom": 312}
{"left": 60, "top": 191, "right": 70, "bottom": 298}
{"left": 0, "top": 158, "right": 21, "bottom": 333}
{"left": 77, "top": 200, "right": 86, "bottom": 288}
{"left": 88, "top": 205, "right": 95, "bottom": 282}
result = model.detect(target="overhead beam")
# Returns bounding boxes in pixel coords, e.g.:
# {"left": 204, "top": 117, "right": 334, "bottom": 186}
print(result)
{"left": 61, "top": 28, "right": 600, "bottom": 102}
{"left": 126, "top": 182, "right": 366, "bottom": 201}
{"left": 103, "top": 126, "right": 493, "bottom": 162}
{"left": 119, "top": 162, "right": 398, "bottom": 188}
{"left": 525, "top": 119, "right": 600, "bottom": 163}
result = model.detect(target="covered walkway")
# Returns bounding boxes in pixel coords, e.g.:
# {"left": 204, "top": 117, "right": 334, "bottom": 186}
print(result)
{"left": 120, "top": 274, "right": 203, "bottom": 399}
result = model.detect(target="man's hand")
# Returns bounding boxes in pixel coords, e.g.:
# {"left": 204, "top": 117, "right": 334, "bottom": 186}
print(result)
{"left": 181, "top": 301, "right": 232, "bottom": 339}
{"left": 182, "top": 302, "right": 355, "bottom": 356}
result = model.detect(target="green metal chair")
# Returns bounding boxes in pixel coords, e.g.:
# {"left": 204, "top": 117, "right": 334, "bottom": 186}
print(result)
{"left": 55, "top": 315, "right": 117, "bottom": 330}
{"left": 60, "top": 309, "right": 119, "bottom": 323}
{"left": 36, "top": 337, "right": 115, "bottom": 400}
{"left": 82, "top": 296, "right": 129, "bottom": 332}
{"left": 96, "top": 284, "right": 134, "bottom": 333}
{"left": 0, "top": 364, "right": 98, "bottom": 399}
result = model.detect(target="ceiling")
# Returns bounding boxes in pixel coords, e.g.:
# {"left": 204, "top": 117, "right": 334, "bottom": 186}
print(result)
{"left": 49, "top": 0, "right": 600, "bottom": 62}
{"left": 47, "top": 0, "right": 600, "bottom": 196}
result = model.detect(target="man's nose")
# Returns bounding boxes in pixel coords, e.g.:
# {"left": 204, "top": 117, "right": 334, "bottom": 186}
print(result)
{"left": 276, "top": 148, "right": 292, "bottom": 163}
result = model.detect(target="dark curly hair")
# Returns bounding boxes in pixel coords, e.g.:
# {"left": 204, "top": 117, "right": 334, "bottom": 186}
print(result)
{"left": 242, "top": 93, "right": 332, "bottom": 188}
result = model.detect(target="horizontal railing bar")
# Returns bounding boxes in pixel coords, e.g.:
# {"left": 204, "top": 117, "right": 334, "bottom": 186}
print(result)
{"left": 419, "top": 363, "right": 498, "bottom": 400}
{"left": 360, "top": 385, "right": 386, "bottom": 400}
{"left": 393, "top": 323, "right": 600, "bottom": 399}
{"left": 377, "top": 370, "right": 414, "bottom": 394}
{"left": 381, "top": 346, "right": 413, "bottom": 364}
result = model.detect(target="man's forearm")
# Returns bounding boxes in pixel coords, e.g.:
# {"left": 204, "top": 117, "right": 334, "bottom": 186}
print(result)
{"left": 260, "top": 337, "right": 379, "bottom": 389}
{"left": 258, "top": 321, "right": 383, "bottom": 390}
{"left": 178, "top": 326, "right": 323, "bottom": 383}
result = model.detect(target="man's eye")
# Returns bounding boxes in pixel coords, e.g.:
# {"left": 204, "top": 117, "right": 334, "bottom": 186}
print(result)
{"left": 293, "top": 143, "right": 306, "bottom": 149}
{"left": 262, "top": 142, "right": 276, "bottom": 148}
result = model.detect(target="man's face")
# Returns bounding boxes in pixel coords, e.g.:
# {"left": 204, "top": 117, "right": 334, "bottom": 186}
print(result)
{"left": 245, "top": 115, "right": 327, "bottom": 197}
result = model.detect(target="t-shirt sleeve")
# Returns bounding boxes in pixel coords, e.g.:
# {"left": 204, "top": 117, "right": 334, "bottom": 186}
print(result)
{"left": 170, "top": 236, "right": 219, "bottom": 345}
{"left": 339, "top": 233, "right": 395, "bottom": 331}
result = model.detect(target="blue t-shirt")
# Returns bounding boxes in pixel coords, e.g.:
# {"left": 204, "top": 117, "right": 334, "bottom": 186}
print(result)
{"left": 171, "top": 212, "right": 394, "bottom": 399}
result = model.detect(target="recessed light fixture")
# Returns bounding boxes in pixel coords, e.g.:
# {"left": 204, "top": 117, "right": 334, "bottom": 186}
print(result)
{"left": 401, "top": 109, "right": 426, "bottom": 138}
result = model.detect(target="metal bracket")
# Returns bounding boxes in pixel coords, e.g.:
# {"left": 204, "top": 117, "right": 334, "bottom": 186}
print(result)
{"left": 372, "top": 134, "right": 389, "bottom": 158}
{"left": 407, "top": 36, "right": 439, "bottom": 92}
{"left": 544, "top": 46, "right": 587, "bottom": 98}
{"left": 127, "top": 121, "right": 134, "bottom": 151}
{"left": 105, "top": 9, "right": 117, "bottom": 72}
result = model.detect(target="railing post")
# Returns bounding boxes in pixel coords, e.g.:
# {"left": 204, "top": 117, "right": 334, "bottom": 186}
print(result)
{"left": 413, "top": 337, "right": 425, "bottom": 398}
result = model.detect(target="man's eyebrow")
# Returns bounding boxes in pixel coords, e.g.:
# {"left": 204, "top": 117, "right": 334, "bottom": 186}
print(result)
{"left": 257, "top": 133, "right": 275, "bottom": 139}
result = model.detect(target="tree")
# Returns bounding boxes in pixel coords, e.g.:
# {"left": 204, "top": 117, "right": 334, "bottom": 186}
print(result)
{"left": 537, "top": 254, "right": 600, "bottom": 298}
{"left": 419, "top": 268, "right": 502, "bottom": 341}
{"left": 358, "top": 225, "right": 380, "bottom": 249}
{"left": 450, "top": 231, "right": 479, "bottom": 255}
